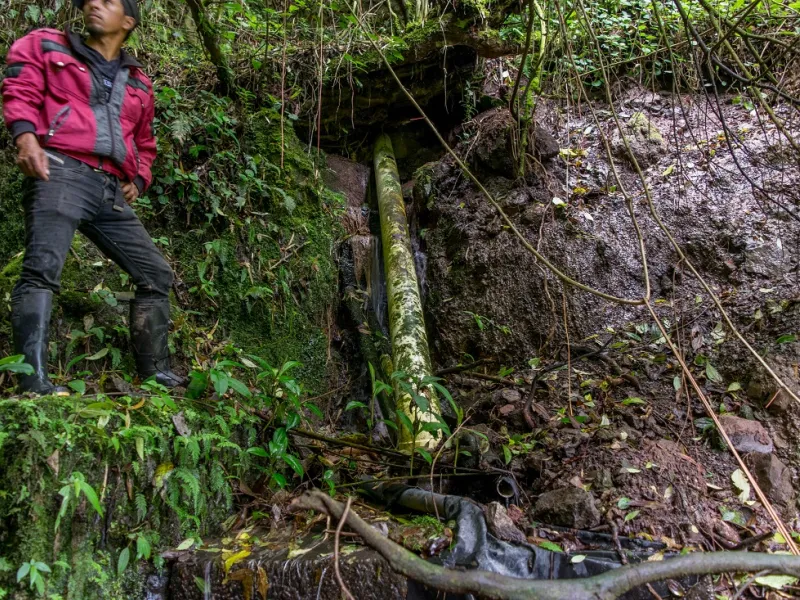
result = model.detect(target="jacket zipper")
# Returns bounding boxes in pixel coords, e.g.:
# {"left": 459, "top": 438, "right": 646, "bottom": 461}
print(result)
{"left": 44, "top": 106, "right": 71, "bottom": 143}
{"left": 106, "top": 104, "right": 115, "bottom": 161}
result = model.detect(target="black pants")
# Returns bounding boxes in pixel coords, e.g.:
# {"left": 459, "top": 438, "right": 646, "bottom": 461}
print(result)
{"left": 13, "top": 151, "right": 173, "bottom": 300}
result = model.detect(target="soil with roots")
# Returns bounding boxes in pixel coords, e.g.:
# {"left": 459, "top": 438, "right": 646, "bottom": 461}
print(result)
{"left": 408, "top": 83, "right": 800, "bottom": 580}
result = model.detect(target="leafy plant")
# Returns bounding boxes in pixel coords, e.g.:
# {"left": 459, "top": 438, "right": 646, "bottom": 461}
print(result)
{"left": 16, "top": 560, "right": 51, "bottom": 596}
{"left": 0, "top": 355, "right": 33, "bottom": 376}
{"left": 55, "top": 472, "right": 104, "bottom": 533}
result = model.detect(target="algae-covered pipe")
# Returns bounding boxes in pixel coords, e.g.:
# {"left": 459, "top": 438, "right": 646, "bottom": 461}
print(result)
{"left": 373, "top": 134, "right": 440, "bottom": 451}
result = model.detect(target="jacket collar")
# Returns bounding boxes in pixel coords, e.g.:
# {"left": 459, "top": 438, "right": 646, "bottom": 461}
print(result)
{"left": 65, "top": 28, "right": 143, "bottom": 69}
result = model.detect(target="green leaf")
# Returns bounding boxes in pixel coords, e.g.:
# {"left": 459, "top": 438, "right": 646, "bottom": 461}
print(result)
{"left": 622, "top": 397, "right": 646, "bottom": 406}
{"left": 414, "top": 448, "right": 433, "bottom": 465}
{"left": 0, "top": 355, "right": 34, "bottom": 375}
{"left": 16, "top": 562, "right": 30, "bottom": 583}
{"left": 65, "top": 353, "right": 89, "bottom": 372}
{"left": 117, "top": 547, "right": 130, "bottom": 576}
{"left": 186, "top": 370, "right": 209, "bottom": 400}
{"left": 305, "top": 403, "right": 324, "bottom": 419}
{"left": 705, "top": 363, "right": 723, "bottom": 384}
{"left": 194, "top": 576, "right": 207, "bottom": 593}
{"left": 227, "top": 377, "right": 252, "bottom": 398}
{"left": 136, "top": 535, "right": 151, "bottom": 560}
{"left": 397, "top": 412, "right": 414, "bottom": 434}
{"left": 0, "top": 353, "right": 25, "bottom": 365}
{"left": 673, "top": 376, "right": 681, "bottom": 391}
{"left": 502, "top": 444, "right": 512, "bottom": 465}
{"left": 176, "top": 538, "right": 196, "bottom": 551}
{"left": 34, "top": 562, "right": 50, "bottom": 573}
{"left": 271, "top": 472, "right": 287, "bottom": 488}
{"left": 430, "top": 382, "right": 454, "bottom": 406}
{"left": 625, "top": 510, "right": 640, "bottom": 522}
{"left": 86, "top": 347, "right": 109, "bottom": 361}
{"left": 282, "top": 453, "right": 304, "bottom": 476}
{"left": 68, "top": 380, "right": 87, "bottom": 395}
{"left": 272, "top": 428, "right": 288, "bottom": 456}
{"left": 726, "top": 382, "right": 742, "bottom": 392}
{"left": 34, "top": 572, "right": 44, "bottom": 595}
{"left": 570, "top": 554, "right": 586, "bottom": 563}
{"left": 538, "top": 541, "right": 563, "bottom": 553}
{"left": 776, "top": 334, "right": 797, "bottom": 345}
{"left": 413, "top": 393, "right": 429, "bottom": 413}
{"left": 345, "top": 401, "right": 368, "bottom": 412}
{"left": 78, "top": 481, "right": 104, "bottom": 517}
{"left": 617, "top": 497, "right": 631, "bottom": 509}
{"left": 754, "top": 574, "right": 798, "bottom": 590}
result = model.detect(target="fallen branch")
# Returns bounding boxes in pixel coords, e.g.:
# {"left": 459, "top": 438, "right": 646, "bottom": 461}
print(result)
{"left": 291, "top": 490, "right": 800, "bottom": 600}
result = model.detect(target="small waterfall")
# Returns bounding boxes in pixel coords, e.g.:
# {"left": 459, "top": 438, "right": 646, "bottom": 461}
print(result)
{"left": 368, "top": 235, "right": 387, "bottom": 332}
{"left": 203, "top": 561, "right": 212, "bottom": 600}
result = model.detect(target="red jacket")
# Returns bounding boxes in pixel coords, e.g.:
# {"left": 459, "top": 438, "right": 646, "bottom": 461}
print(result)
{"left": 2, "top": 28, "right": 156, "bottom": 191}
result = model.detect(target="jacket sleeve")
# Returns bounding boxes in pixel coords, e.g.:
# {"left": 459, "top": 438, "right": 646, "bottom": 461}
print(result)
{"left": 133, "top": 83, "right": 157, "bottom": 192}
{"left": 2, "top": 32, "right": 45, "bottom": 135}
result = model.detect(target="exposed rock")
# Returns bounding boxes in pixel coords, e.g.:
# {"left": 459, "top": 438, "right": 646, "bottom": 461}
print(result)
{"left": 718, "top": 415, "right": 773, "bottom": 454}
{"left": 533, "top": 488, "right": 601, "bottom": 529}
{"left": 498, "top": 403, "right": 518, "bottom": 417}
{"left": 492, "top": 388, "right": 522, "bottom": 405}
{"left": 322, "top": 155, "right": 370, "bottom": 208}
{"left": 611, "top": 111, "right": 666, "bottom": 167}
{"left": 766, "top": 389, "right": 793, "bottom": 414}
{"left": 713, "top": 520, "right": 740, "bottom": 545}
{"left": 532, "top": 124, "right": 559, "bottom": 161}
{"left": 746, "top": 453, "right": 795, "bottom": 505}
{"left": 486, "top": 501, "right": 527, "bottom": 544}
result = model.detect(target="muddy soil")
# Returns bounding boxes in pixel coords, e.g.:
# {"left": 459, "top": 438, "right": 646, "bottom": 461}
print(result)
{"left": 409, "top": 84, "right": 800, "bottom": 588}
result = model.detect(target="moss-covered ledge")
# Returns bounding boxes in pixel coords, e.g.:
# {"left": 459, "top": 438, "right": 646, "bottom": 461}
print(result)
{"left": 0, "top": 396, "right": 265, "bottom": 599}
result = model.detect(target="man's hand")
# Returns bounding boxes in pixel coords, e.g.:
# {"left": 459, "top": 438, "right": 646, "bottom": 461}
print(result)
{"left": 15, "top": 133, "right": 49, "bottom": 181}
{"left": 122, "top": 182, "right": 139, "bottom": 203}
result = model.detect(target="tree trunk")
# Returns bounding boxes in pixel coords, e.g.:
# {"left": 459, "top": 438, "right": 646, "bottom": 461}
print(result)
{"left": 373, "top": 134, "right": 440, "bottom": 452}
{"left": 185, "top": 0, "right": 235, "bottom": 96}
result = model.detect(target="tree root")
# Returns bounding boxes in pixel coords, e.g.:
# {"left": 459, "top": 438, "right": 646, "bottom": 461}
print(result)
{"left": 291, "top": 490, "right": 800, "bottom": 600}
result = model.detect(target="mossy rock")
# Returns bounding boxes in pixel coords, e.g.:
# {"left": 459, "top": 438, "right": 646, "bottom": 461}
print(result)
{"left": 0, "top": 396, "right": 264, "bottom": 599}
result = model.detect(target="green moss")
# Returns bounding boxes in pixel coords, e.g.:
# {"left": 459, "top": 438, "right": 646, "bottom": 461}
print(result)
{"left": 0, "top": 142, "right": 26, "bottom": 267}
{"left": 0, "top": 396, "right": 263, "bottom": 599}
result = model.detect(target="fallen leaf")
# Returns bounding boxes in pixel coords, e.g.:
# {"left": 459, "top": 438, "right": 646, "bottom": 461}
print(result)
{"left": 257, "top": 566, "right": 269, "bottom": 599}
{"left": 223, "top": 549, "right": 251, "bottom": 574}
{"left": 754, "top": 574, "right": 798, "bottom": 590}
{"left": 731, "top": 469, "right": 750, "bottom": 503}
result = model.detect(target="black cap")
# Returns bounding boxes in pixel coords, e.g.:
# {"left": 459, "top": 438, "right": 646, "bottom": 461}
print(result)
{"left": 73, "top": 0, "right": 141, "bottom": 27}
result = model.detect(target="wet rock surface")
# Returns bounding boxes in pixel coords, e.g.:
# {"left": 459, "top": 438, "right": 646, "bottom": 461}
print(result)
{"left": 166, "top": 532, "right": 407, "bottom": 600}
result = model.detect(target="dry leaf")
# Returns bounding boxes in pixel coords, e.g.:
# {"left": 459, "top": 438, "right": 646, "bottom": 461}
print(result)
{"left": 257, "top": 566, "right": 269, "bottom": 599}
{"left": 46, "top": 449, "right": 59, "bottom": 476}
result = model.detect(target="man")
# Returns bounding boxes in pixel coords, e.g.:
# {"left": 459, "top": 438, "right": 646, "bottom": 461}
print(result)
{"left": 2, "top": 0, "right": 184, "bottom": 394}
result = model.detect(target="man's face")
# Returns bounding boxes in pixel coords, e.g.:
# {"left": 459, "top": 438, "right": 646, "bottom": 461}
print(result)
{"left": 83, "top": 0, "right": 135, "bottom": 38}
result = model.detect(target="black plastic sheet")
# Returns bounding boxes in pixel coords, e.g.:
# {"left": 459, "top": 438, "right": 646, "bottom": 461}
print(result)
{"left": 361, "top": 481, "right": 704, "bottom": 600}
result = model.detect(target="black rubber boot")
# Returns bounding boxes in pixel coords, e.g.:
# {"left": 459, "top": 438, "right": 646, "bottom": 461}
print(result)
{"left": 130, "top": 297, "right": 186, "bottom": 388}
{"left": 11, "top": 289, "right": 69, "bottom": 396}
